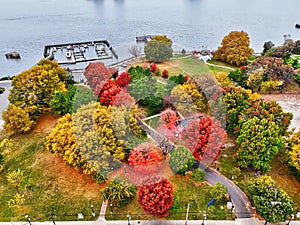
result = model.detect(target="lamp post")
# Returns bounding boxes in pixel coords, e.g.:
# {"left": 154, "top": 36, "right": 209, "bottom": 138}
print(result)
{"left": 91, "top": 204, "right": 96, "bottom": 217}
{"left": 201, "top": 213, "right": 207, "bottom": 225}
{"left": 286, "top": 214, "right": 294, "bottom": 225}
{"left": 127, "top": 214, "right": 131, "bottom": 225}
{"left": 110, "top": 203, "right": 113, "bottom": 214}
{"left": 50, "top": 212, "right": 56, "bottom": 225}
{"left": 124, "top": 165, "right": 127, "bottom": 174}
{"left": 25, "top": 214, "right": 32, "bottom": 225}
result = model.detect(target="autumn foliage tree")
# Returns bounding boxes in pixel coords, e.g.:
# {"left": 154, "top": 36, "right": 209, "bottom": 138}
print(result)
{"left": 214, "top": 30, "right": 254, "bottom": 66}
{"left": 144, "top": 35, "right": 173, "bottom": 62}
{"left": 46, "top": 102, "right": 113, "bottom": 180}
{"left": 8, "top": 59, "right": 67, "bottom": 120}
{"left": 250, "top": 56, "right": 295, "bottom": 88}
{"left": 116, "top": 72, "right": 131, "bottom": 87}
{"left": 180, "top": 116, "right": 226, "bottom": 164}
{"left": 288, "top": 130, "right": 300, "bottom": 180}
{"left": 2, "top": 104, "right": 35, "bottom": 136}
{"left": 84, "top": 62, "right": 112, "bottom": 89}
{"left": 97, "top": 80, "right": 121, "bottom": 106}
{"left": 169, "top": 146, "right": 194, "bottom": 175}
{"left": 170, "top": 82, "right": 207, "bottom": 116}
{"left": 247, "top": 175, "right": 294, "bottom": 224}
{"left": 128, "top": 142, "right": 163, "bottom": 174}
{"left": 137, "top": 175, "right": 173, "bottom": 218}
{"left": 100, "top": 178, "right": 136, "bottom": 207}
{"left": 236, "top": 116, "right": 284, "bottom": 172}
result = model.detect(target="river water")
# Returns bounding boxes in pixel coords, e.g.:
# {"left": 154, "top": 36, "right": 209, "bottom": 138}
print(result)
{"left": 1, "top": 0, "right": 300, "bottom": 77}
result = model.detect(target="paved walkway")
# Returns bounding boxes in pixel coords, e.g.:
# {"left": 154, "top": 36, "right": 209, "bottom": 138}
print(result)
{"left": 203, "top": 60, "right": 235, "bottom": 70}
{"left": 98, "top": 201, "right": 108, "bottom": 221}
{"left": 1, "top": 218, "right": 300, "bottom": 225}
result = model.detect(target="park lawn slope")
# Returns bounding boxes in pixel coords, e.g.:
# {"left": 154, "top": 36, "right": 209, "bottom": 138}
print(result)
{"left": 0, "top": 115, "right": 103, "bottom": 222}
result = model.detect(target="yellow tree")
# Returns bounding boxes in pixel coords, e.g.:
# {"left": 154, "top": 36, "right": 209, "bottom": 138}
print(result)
{"left": 8, "top": 59, "right": 67, "bottom": 119}
{"left": 2, "top": 104, "right": 35, "bottom": 136}
{"left": 214, "top": 31, "right": 254, "bottom": 66}
{"left": 170, "top": 82, "right": 207, "bottom": 116}
{"left": 288, "top": 130, "right": 300, "bottom": 171}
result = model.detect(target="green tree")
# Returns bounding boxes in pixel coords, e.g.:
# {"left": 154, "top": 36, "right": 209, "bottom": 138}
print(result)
{"left": 50, "top": 85, "right": 96, "bottom": 115}
{"left": 209, "top": 182, "right": 228, "bottom": 202}
{"left": 228, "top": 68, "right": 248, "bottom": 87}
{"left": 236, "top": 116, "right": 284, "bottom": 172}
{"left": 2, "top": 104, "right": 35, "bottom": 136}
{"left": 169, "top": 146, "right": 194, "bottom": 175}
{"left": 72, "top": 85, "right": 96, "bottom": 112}
{"left": 50, "top": 85, "right": 77, "bottom": 115}
{"left": 190, "top": 168, "right": 206, "bottom": 182}
{"left": 144, "top": 35, "right": 173, "bottom": 62}
{"left": 100, "top": 178, "right": 136, "bottom": 207}
{"left": 247, "top": 175, "right": 294, "bottom": 224}
{"left": 214, "top": 30, "right": 254, "bottom": 66}
{"left": 223, "top": 86, "right": 251, "bottom": 134}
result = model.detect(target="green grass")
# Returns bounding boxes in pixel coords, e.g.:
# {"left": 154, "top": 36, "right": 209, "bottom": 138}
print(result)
{"left": 218, "top": 136, "right": 300, "bottom": 212}
{"left": 294, "top": 55, "right": 300, "bottom": 60}
{"left": 0, "top": 132, "right": 102, "bottom": 222}
{"left": 172, "top": 54, "right": 190, "bottom": 59}
{"left": 104, "top": 174, "right": 235, "bottom": 221}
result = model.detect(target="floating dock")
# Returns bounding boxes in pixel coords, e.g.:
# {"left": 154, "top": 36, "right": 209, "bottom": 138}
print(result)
{"left": 43, "top": 40, "right": 118, "bottom": 64}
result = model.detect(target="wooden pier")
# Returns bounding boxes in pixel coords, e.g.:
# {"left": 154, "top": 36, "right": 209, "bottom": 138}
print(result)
{"left": 43, "top": 40, "right": 118, "bottom": 64}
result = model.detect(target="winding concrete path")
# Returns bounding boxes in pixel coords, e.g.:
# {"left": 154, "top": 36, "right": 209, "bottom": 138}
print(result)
{"left": 137, "top": 118, "right": 254, "bottom": 219}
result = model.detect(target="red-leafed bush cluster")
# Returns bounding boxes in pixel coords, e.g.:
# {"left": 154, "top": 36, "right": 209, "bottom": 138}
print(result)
{"left": 128, "top": 142, "right": 163, "bottom": 174}
{"left": 137, "top": 175, "right": 173, "bottom": 218}
{"left": 161, "top": 69, "right": 169, "bottom": 78}
{"left": 113, "top": 89, "right": 135, "bottom": 107}
{"left": 150, "top": 63, "right": 160, "bottom": 75}
{"left": 160, "top": 108, "right": 179, "bottom": 129}
{"left": 181, "top": 116, "right": 226, "bottom": 163}
{"left": 98, "top": 80, "right": 121, "bottom": 106}
{"left": 84, "top": 62, "right": 112, "bottom": 89}
{"left": 116, "top": 72, "right": 131, "bottom": 87}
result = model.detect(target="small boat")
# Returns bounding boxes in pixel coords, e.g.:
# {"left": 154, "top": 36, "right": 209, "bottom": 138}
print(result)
{"left": 295, "top": 23, "right": 300, "bottom": 29}
{"left": 136, "top": 34, "right": 155, "bottom": 42}
{"left": 5, "top": 51, "right": 21, "bottom": 59}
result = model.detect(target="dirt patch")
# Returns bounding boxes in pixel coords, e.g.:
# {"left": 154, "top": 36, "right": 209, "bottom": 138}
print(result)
{"left": 32, "top": 114, "right": 61, "bottom": 134}
{"left": 34, "top": 151, "right": 104, "bottom": 197}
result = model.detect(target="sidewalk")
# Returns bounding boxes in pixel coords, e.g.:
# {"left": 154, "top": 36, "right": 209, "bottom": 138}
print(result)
{"left": 0, "top": 218, "right": 300, "bottom": 225}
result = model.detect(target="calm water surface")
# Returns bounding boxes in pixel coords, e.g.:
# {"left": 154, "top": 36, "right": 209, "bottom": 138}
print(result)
{"left": 1, "top": 0, "right": 300, "bottom": 77}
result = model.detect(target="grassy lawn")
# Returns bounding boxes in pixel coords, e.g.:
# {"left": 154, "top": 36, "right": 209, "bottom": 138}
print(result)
{"left": 131, "top": 54, "right": 231, "bottom": 78}
{"left": 218, "top": 135, "right": 300, "bottom": 213}
{"left": 105, "top": 174, "right": 235, "bottom": 221}
{"left": 0, "top": 116, "right": 103, "bottom": 222}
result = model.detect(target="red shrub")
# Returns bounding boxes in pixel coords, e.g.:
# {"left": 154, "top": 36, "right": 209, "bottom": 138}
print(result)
{"left": 137, "top": 175, "right": 173, "bottom": 218}
{"left": 180, "top": 116, "right": 226, "bottom": 164}
{"left": 98, "top": 80, "right": 121, "bottom": 106}
{"left": 116, "top": 72, "right": 131, "bottom": 87}
{"left": 113, "top": 89, "right": 135, "bottom": 107}
{"left": 84, "top": 62, "right": 112, "bottom": 89}
{"left": 160, "top": 108, "right": 179, "bottom": 130}
{"left": 128, "top": 142, "right": 163, "bottom": 174}
{"left": 162, "top": 69, "right": 169, "bottom": 78}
